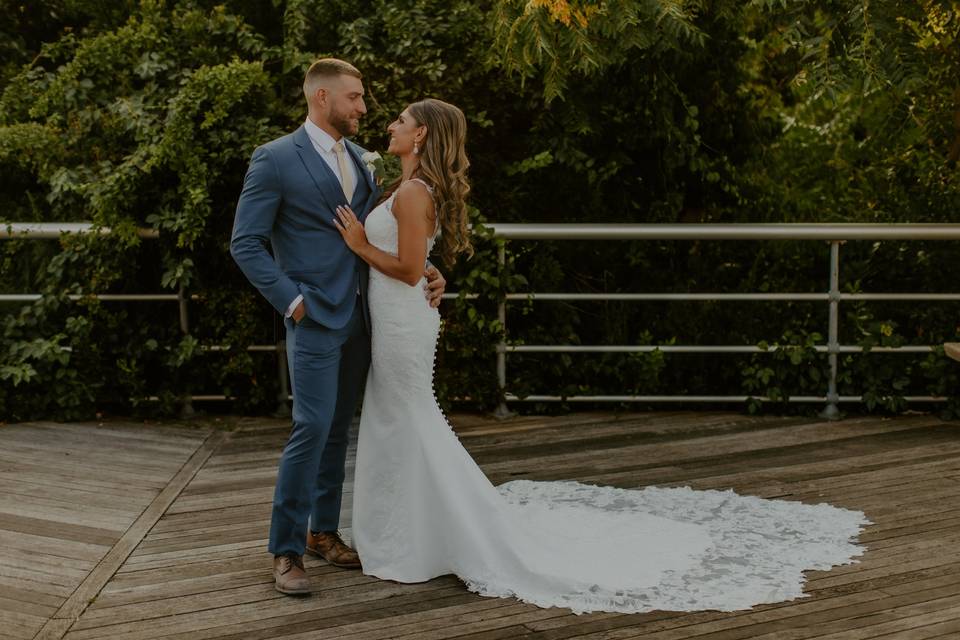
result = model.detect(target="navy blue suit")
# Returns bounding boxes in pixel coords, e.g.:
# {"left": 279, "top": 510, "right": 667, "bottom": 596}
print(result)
{"left": 231, "top": 125, "right": 380, "bottom": 556}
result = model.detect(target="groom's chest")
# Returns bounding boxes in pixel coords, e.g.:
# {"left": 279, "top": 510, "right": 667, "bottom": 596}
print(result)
{"left": 287, "top": 151, "right": 373, "bottom": 218}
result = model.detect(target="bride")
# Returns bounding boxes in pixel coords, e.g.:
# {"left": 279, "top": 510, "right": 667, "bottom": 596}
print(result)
{"left": 333, "top": 98, "right": 868, "bottom": 614}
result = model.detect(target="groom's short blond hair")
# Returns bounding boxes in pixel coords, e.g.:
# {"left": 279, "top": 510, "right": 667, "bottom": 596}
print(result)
{"left": 303, "top": 58, "right": 362, "bottom": 98}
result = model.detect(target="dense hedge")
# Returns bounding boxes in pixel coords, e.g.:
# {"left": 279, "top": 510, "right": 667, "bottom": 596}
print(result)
{"left": 1, "top": 1, "right": 958, "bottom": 421}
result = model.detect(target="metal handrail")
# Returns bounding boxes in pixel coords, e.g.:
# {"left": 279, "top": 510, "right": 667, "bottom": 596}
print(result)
{"left": 9, "top": 221, "right": 960, "bottom": 240}
{"left": 482, "top": 223, "right": 960, "bottom": 419}
{"left": 2, "top": 222, "right": 158, "bottom": 239}
{"left": 484, "top": 223, "right": 960, "bottom": 240}
{"left": 4, "top": 222, "right": 960, "bottom": 418}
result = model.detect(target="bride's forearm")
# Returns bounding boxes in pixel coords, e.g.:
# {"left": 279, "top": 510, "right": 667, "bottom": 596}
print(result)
{"left": 356, "top": 242, "right": 423, "bottom": 286}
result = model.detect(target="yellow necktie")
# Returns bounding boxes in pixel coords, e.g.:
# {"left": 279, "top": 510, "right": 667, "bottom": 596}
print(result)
{"left": 333, "top": 141, "right": 355, "bottom": 202}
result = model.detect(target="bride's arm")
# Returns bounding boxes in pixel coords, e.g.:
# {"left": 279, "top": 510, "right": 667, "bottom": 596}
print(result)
{"left": 335, "top": 182, "right": 434, "bottom": 287}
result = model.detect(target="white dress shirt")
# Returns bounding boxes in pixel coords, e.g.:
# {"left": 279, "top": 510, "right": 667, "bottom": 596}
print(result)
{"left": 303, "top": 118, "right": 358, "bottom": 193}
{"left": 285, "top": 119, "right": 361, "bottom": 319}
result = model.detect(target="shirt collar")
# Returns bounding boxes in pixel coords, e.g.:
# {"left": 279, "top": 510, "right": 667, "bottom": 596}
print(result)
{"left": 304, "top": 118, "right": 343, "bottom": 153}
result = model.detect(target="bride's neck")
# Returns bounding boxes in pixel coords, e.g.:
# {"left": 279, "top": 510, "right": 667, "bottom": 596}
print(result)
{"left": 399, "top": 154, "right": 420, "bottom": 182}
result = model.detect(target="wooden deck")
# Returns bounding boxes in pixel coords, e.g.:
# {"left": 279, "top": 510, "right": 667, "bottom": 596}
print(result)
{"left": 2, "top": 411, "right": 959, "bottom": 640}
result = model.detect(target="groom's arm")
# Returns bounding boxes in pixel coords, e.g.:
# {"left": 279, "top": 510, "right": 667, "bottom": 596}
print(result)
{"left": 230, "top": 145, "right": 301, "bottom": 315}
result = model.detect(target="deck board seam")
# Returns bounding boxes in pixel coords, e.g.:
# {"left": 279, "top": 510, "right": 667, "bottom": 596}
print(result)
{"left": 31, "top": 429, "right": 229, "bottom": 640}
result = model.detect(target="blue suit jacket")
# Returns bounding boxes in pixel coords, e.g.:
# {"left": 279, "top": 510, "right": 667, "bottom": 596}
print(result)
{"left": 231, "top": 126, "right": 381, "bottom": 330}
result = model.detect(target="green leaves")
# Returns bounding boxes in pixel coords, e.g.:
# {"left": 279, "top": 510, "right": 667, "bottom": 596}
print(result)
{"left": 161, "top": 257, "right": 194, "bottom": 290}
{"left": 490, "top": 0, "right": 708, "bottom": 103}
{"left": 1, "top": 1, "right": 958, "bottom": 419}
{"left": 742, "top": 328, "right": 829, "bottom": 413}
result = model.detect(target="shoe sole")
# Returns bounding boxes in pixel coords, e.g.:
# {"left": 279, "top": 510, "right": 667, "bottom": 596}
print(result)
{"left": 274, "top": 582, "right": 312, "bottom": 596}
{"left": 305, "top": 546, "right": 362, "bottom": 569}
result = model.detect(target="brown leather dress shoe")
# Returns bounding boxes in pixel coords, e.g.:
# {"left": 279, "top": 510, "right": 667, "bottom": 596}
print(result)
{"left": 273, "top": 553, "right": 311, "bottom": 595}
{"left": 306, "top": 530, "right": 362, "bottom": 569}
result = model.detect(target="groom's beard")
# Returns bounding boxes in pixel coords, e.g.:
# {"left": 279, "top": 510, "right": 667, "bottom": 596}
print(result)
{"left": 330, "top": 109, "right": 360, "bottom": 138}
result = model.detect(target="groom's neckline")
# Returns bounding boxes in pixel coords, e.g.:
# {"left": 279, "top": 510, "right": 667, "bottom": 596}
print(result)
{"left": 304, "top": 118, "right": 345, "bottom": 154}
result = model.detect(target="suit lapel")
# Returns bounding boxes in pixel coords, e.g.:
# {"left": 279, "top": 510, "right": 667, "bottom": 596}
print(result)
{"left": 346, "top": 139, "right": 382, "bottom": 218}
{"left": 293, "top": 126, "right": 346, "bottom": 210}
{"left": 346, "top": 139, "right": 377, "bottom": 195}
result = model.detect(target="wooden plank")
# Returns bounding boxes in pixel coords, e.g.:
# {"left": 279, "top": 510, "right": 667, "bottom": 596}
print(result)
{"left": 0, "top": 594, "right": 58, "bottom": 618}
{"left": 32, "top": 430, "right": 227, "bottom": 640}
{"left": 0, "top": 530, "right": 108, "bottom": 564}
{"left": 0, "top": 496, "right": 134, "bottom": 530}
{"left": 0, "top": 611, "right": 46, "bottom": 639}
{"left": 0, "top": 583, "right": 64, "bottom": 608}
{"left": 0, "top": 550, "right": 93, "bottom": 575}
{"left": 154, "top": 587, "right": 487, "bottom": 640}
{"left": 0, "top": 513, "right": 119, "bottom": 547}
{"left": 0, "top": 575, "right": 76, "bottom": 598}
{"left": 0, "top": 471, "right": 161, "bottom": 498}
{"left": 0, "top": 479, "right": 156, "bottom": 511}
{"left": 63, "top": 581, "right": 463, "bottom": 640}
{"left": 267, "top": 603, "right": 569, "bottom": 640}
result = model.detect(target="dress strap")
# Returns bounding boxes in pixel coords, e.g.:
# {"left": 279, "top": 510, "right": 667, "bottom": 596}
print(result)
{"left": 406, "top": 177, "right": 434, "bottom": 194}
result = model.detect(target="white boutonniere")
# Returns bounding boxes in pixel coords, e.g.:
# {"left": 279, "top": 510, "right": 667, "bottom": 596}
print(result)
{"left": 361, "top": 151, "right": 385, "bottom": 186}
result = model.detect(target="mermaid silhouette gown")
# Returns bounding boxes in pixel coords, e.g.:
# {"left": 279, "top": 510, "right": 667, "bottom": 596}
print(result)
{"left": 351, "top": 181, "right": 869, "bottom": 614}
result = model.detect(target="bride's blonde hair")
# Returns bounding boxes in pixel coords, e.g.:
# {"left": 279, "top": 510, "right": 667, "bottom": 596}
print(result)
{"left": 404, "top": 98, "right": 474, "bottom": 267}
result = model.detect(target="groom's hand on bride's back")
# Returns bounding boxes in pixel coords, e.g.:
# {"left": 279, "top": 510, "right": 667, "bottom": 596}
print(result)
{"left": 424, "top": 265, "right": 446, "bottom": 308}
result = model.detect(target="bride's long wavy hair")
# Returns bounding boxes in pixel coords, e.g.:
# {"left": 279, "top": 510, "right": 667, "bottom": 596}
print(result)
{"left": 380, "top": 98, "right": 473, "bottom": 267}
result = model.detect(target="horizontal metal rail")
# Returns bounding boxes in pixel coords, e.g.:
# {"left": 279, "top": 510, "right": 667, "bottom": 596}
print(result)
{"left": 6, "top": 291, "right": 958, "bottom": 304}
{"left": 8, "top": 222, "right": 960, "bottom": 241}
{"left": 2, "top": 222, "right": 158, "bottom": 239}
{"left": 505, "top": 292, "right": 960, "bottom": 301}
{"left": 506, "top": 394, "right": 946, "bottom": 403}
{"left": 484, "top": 223, "right": 960, "bottom": 240}
{"left": 506, "top": 345, "right": 937, "bottom": 354}
{"left": 0, "top": 294, "right": 183, "bottom": 302}
{"left": 135, "top": 392, "right": 947, "bottom": 404}
{"left": 5, "top": 222, "right": 960, "bottom": 417}
{"left": 54, "top": 343, "right": 937, "bottom": 355}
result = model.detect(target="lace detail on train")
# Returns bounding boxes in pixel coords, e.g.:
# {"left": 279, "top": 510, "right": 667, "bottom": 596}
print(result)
{"left": 352, "top": 198, "right": 870, "bottom": 614}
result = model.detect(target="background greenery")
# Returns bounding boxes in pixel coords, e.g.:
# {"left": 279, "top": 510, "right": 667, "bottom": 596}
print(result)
{"left": 1, "top": 0, "right": 958, "bottom": 421}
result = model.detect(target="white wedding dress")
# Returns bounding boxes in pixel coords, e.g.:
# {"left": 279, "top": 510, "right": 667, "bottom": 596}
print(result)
{"left": 352, "top": 182, "right": 869, "bottom": 614}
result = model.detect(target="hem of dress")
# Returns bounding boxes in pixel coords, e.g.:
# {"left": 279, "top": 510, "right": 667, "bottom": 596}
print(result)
{"left": 360, "top": 567, "right": 453, "bottom": 584}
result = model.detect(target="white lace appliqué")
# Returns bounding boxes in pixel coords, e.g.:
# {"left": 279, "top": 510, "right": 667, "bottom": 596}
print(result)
{"left": 479, "top": 480, "right": 869, "bottom": 614}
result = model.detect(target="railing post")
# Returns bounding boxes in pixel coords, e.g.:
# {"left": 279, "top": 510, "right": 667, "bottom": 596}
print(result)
{"left": 821, "top": 241, "right": 842, "bottom": 420}
{"left": 493, "top": 242, "right": 513, "bottom": 419}
{"left": 177, "top": 284, "right": 195, "bottom": 419}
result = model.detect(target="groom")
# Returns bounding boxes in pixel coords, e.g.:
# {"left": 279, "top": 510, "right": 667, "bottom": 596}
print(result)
{"left": 231, "top": 58, "right": 446, "bottom": 595}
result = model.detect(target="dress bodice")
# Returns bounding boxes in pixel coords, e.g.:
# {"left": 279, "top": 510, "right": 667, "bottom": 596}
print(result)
{"left": 364, "top": 179, "right": 439, "bottom": 259}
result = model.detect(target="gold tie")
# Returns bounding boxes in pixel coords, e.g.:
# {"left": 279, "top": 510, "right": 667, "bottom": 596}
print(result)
{"left": 333, "top": 141, "right": 355, "bottom": 203}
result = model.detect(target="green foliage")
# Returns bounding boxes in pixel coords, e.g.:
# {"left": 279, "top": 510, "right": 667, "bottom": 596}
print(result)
{"left": 491, "top": 0, "right": 708, "bottom": 103}
{"left": 1, "top": 0, "right": 958, "bottom": 420}
{"left": 433, "top": 217, "right": 526, "bottom": 409}
{"left": 742, "top": 329, "right": 828, "bottom": 414}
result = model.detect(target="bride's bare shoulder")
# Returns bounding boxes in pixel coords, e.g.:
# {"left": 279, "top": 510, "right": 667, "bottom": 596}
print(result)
{"left": 392, "top": 180, "right": 434, "bottom": 219}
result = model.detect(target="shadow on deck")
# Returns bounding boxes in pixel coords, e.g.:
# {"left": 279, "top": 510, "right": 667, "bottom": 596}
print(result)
{"left": 2, "top": 411, "right": 959, "bottom": 640}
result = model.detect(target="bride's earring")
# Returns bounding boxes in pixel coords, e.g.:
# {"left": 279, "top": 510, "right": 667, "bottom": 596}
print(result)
{"left": 413, "top": 141, "right": 420, "bottom": 155}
